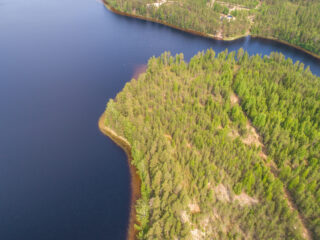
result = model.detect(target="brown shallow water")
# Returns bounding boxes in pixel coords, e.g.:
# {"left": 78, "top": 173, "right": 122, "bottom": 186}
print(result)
{"left": 98, "top": 113, "right": 141, "bottom": 240}
{"left": 1, "top": 0, "right": 320, "bottom": 239}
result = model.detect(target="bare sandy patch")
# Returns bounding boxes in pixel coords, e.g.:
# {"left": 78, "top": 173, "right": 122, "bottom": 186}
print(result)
{"left": 228, "top": 128, "right": 240, "bottom": 140}
{"left": 214, "top": 184, "right": 258, "bottom": 206}
{"left": 230, "top": 93, "right": 240, "bottom": 105}
{"left": 191, "top": 229, "right": 206, "bottom": 240}
{"left": 180, "top": 210, "right": 190, "bottom": 224}
{"left": 242, "top": 122, "right": 262, "bottom": 147}
{"left": 234, "top": 192, "right": 259, "bottom": 206}
{"left": 215, "top": 184, "right": 231, "bottom": 202}
{"left": 259, "top": 151, "right": 267, "bottom": 160}
{"left": 189, "top": 202, "right": 201, "bottom": 213}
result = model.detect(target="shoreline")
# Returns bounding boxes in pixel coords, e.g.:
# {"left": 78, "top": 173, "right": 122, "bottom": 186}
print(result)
{"left": 103, "top": 0, "right": 320, "bottom": 60}
{"left": 98, "top": 113, "right": 141, "bottom": 240}
{"left": 250, "top": 35, "right": 320, "bottom": 60}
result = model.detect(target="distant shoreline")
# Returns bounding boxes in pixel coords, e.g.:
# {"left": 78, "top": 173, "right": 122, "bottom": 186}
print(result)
{"left": 103, "top": 0, "right": 320, "bottom": 60}
{"left": 98, "top": 113, "right": 141, "bottom": 240}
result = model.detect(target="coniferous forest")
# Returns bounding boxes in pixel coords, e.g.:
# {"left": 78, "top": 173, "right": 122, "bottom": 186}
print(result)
{"left": 105, "top": 0, "right": 320, "bottom": 56}
{"left": 104, "top": 50, "right": 320, "bottom": 239}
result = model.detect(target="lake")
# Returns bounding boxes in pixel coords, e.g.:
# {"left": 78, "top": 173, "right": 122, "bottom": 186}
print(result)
{"left": 0, "top": 0, "right": 319, "bottom": 239}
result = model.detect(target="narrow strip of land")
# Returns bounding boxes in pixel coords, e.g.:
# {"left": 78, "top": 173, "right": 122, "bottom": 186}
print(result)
{"left": 98, "top": 113, "right": 141, "bottom": 240}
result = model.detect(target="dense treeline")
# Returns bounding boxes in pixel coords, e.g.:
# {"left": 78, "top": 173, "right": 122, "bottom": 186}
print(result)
{"left": 103, "top": 50, "right": 319, "bottom": 239}
{"left": 233, "top": 51, "right": 320, "bottom": 238}
{"left": 251, "top": 0, "right": 320, "bottom": 56}
{"left": 106, "top": 0, "right": 250, "bottom": 38}
{"left": 105, "top": 0, "right": 320, "bottom": 56}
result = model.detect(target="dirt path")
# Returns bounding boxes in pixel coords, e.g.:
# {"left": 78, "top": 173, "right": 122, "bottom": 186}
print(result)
{"left": 231, "top": 91, "right": 313, "bottom": 240}
{"left": 269, "top": 165, "right": 312, "bottom": 240}
{"left": 216, "top": 0, "right": 251, "bottom": 11}
{"left": 216, "top": 0, "right": 262, "bottom": 10}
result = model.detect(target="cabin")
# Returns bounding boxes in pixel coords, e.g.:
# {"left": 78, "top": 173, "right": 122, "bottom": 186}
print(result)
{"left": 227, "top": 15, "right": 234, "bottom": 20}
{"left": 220, "top": 15, "right": 235, "bottom": 21}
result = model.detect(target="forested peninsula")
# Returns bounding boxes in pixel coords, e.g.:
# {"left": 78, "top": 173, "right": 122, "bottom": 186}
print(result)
{"left": 102, "top": 50, "right": 319, "bottom": 239}
{"left": 104, "top": 0, "right": 320, "bottom": 58}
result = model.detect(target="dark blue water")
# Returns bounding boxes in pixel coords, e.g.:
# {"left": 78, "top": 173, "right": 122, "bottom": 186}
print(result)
{"left": 0, "top": 0, "right": 319, "bottom": 239}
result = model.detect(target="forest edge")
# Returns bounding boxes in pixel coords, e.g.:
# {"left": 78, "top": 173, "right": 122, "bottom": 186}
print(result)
{"left": 103, "top": 0, "right": 320, "bottom": 60}
{"left": 98, "top": 113, "right": 141, "bottom": 240}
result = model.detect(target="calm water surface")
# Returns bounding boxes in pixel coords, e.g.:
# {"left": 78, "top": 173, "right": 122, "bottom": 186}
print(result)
{"left": 0, "top": 0, "right": 319, "bottom": 239}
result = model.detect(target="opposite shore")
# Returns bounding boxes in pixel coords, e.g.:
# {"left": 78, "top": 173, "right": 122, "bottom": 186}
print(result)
{"left": 98, "top": 113, "right": 141, "bottom": 240}
{"left": 103, "top": 0, "right": 320, "bottom": 60}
